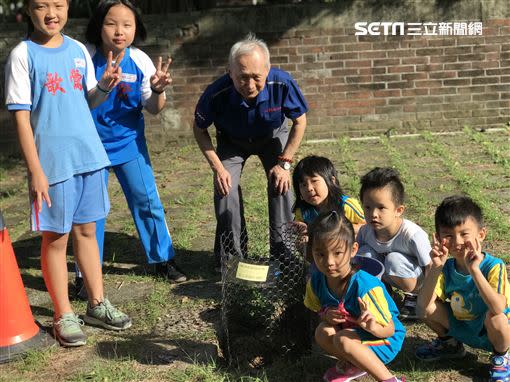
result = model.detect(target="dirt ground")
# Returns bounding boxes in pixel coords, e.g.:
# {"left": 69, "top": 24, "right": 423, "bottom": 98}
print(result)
{"left": 1, "top": 130, "right": 509, "bottom": 381}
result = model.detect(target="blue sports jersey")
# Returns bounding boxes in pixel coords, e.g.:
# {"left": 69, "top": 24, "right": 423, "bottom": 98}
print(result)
{"left": 5, "top": 36, "right": 110, "bottom": 185}
{"left": 435, "top": 252, "right": 510, "bottom": 349}
{"left": 304, "top": 270, "right": 405, "bottom": 364}
{"left": 194, "top": 67, "right": 308, "bottom": 139}
{"left": 88, "top": 46, "right": 157, "bottom": 166}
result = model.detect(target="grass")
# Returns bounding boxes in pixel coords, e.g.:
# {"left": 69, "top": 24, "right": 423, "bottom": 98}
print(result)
{"left": 1, "top": 128, "right": 510, "bottom": 381}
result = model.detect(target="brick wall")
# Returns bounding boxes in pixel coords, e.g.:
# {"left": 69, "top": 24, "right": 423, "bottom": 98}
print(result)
{"left": 1, "top": 2, "right": 509, "bottom": 153}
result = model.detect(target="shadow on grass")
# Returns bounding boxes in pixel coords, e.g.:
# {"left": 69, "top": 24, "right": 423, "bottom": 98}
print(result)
{"left": 95, "top": 334, "right": 218, "bottom": 366}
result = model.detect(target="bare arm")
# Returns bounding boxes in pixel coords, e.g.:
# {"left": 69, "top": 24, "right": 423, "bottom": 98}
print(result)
{"left": 269, "top": 113, "right": 307, "bottom": 195}
{"left": 145, "top": 57, "right": 172, "bottom": 115}
{"left": 88, "top": 51, "right": 123, "bottom": 109}
{"left": 417, "top": 235, "right": 448, "bottom": 314}
{"left": 13, "top": 110, "right": 51, "bottom": 211}
{"left": 281, "top": 113, "right": 306, "bottom": 160}
{"left": 466, "top": 239, "right": 506, "bottom": 314}
{"left": 192, "top": 122, "right": 231, "bottom": 196}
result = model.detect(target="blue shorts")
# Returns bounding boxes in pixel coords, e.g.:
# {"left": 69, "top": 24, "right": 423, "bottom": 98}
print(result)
{"left": 31, "top": 169, "right": 109, "bottom": 234}
{"left": 447, "top": 310, "right": 510, "bottom": 351}
{"left": 354, "top": 326, "right": 405, "bottom": 364}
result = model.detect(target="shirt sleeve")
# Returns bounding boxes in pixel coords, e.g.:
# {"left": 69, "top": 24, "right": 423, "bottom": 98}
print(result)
{"left": 343, "top": 197, "right": 365, "bottom": 225}
{"left": 487, "top": 261, "right": 510, "bottom": 306}
{"left": 194, "top": 87, "right": 215, "bottom": 129}
{"left": 304, "top": 279, "right": 321, "bottom": 312}
{"left": 434, "top": 272, "right": 447, "bottom": 301}
{"left": 131, "top": 47, "right": 160, "bottom": 106}
{"left": 5, "top": 42, "right": 31, "bottom": 111}
{"left": 360, "top": 286, "right": 392, "bottom": 327}
{"left": 76, "top": 40, "right": 98, "bottom": 92}
{"left": 282, "top": 77, "right": 308, "bottom": 120}
{"left": 409, "top": 229, "right": 432, "bottom": 267}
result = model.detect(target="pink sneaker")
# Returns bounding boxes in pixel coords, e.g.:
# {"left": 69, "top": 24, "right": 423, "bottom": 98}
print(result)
{"left": 323, "top": 363, "right": 367, "bottom": 382}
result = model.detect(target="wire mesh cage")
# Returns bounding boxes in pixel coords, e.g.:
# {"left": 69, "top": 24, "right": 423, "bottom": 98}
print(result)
{"left": 218, "top": 223, "right": 311, "bottom": 366}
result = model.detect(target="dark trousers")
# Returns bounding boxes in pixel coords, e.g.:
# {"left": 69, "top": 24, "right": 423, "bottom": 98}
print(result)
{"left": 213, "top": 124, "right": 294, "bottom": 260}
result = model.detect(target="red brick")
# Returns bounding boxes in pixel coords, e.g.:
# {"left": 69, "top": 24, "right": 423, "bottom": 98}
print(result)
{"left": 388, "top": 66, "right": 415, "bottom": 73}
{"left": 346, "top": 91, "right": 373, "bottom": 99}
{"left": 401, "top": 57, "right": 429, "bottom": 65}
{"left": 416, "top": 64, "right": 443, "bottom": 72}
{"left": 430, "top": 55, "right": 458, "bottom": 64}
{"left": 359, "top": 51, "right": 387, "bottom": 59}
{"left": 359, "top": 67, "right": 386, "bottom": 75}
{"left": 345, "top": 60, "right": 372, "bottom": 68}
{"left": 388, "top": 97, "right": 416, "bottom": 105}
{"left": 444, "top": 63, "right": 472, "bottom": 70}
{"left": 374, "top": 89, "right": 401, "bottom": 97}
{"left": 373, "top": 59, "right": 400, "bottom": 67}
{"left": 427, "top": 39, "right": 457, "bottom": 47}
{"left": 430, "top": 88, "right": 457, "bottom": 95}
{"left": 346, "top": 75, "right": 372, "bottom": 83}
{"left": 472, "top": 77, "right": 500, "bottom": 85}
{"left": 443, "top": 79, "right": 471, "bottom": 86}
{"left": 402, "top": 89, "right": 429, "bottom": 96}
{"left": 387, "top": 81, "right": 414, "bottom": 89}
{"left": 402, "top": 73, "right": 428, "bottom": 80}
{"left": 387, "top": 49, "right": 416, "bottom": 58}
{"left": 429, "top": 71, "right": 457, "bottom": 79}
{"left": 471, "top": 61, "right": 503, "bottom": 69}
{"left": 372, "top": 74, "right": 401, "bottom": 82}
{"left": 415, "top": 80, "right": 442, "bottom": 88}
{"left": 416, "top": 48, "right": 444, "bottom": 56}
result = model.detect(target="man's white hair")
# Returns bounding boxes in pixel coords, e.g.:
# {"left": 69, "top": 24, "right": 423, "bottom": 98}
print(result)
{"left": 228, "top": 32, "right": 271, "bottom": 69}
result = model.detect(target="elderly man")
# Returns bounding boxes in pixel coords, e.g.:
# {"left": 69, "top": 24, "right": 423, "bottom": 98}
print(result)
{"left": 193, "top": 33, "right": 308, "bottom": 267}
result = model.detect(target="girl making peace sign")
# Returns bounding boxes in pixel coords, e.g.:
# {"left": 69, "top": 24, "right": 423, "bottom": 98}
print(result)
{"left": 74, "top": 0, "right": 187, "bottom": 296}
{"left": 304, "top": 211, "right": 406, "bottom": 382}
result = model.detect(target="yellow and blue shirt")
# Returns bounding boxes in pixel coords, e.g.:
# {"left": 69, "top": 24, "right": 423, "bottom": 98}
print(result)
{"left": 434, "top": 252, "right": 510, "bottom": 350}
{"left": 304, "top": 270, "right": 405, "bottom": 364}
{"left": 295, "top": 194, "right": 365, "bottom": 226}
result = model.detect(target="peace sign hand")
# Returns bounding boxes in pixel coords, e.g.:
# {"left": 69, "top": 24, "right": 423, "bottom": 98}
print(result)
{"left": 150, "top": 56, "right": 173, "bottom": 94}
{"left": 464, "top": 237, "right": 483, "bottom": 274}
{"left": 98, "top": 50, "right": 124, "bottom": 92}
{"left": 357, "top": 297, "right": 377, "bottom": 333}
{"left": 430, "top": 233, "right": 449, "bottom": 269}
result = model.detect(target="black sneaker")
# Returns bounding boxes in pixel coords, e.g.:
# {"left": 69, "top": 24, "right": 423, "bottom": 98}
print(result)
{"left": 74, "top": 277, "right": 88, "bottom": 301}
{"left": 399, "top": 292, "right": 418, "bottom": 320}
{"left": 155, "top": 260, "right": 187, "bottom": 283}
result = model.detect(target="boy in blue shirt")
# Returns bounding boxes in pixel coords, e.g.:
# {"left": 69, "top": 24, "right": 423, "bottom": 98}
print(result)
{"left": 416, "top": 195, "right": 510, "bottom": 382}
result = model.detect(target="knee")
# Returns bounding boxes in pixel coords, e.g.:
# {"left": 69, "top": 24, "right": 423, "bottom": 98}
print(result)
{"left": 485, "top": 311, "right": 508, "bottom": 331}
{"left": 416, "top": 300, "right": 439, "bottom": 321}
{"left": 73, "top": 223, "right": 96, "bottom": 239}
{"left": 315, "top": 323, "right": 336, "bottom": 343}
{"left": 332, "top": 332, "right": 355, "bottom": 354}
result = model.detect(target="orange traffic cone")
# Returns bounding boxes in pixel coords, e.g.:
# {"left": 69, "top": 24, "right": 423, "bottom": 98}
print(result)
{"left": 0, "top": 211, "right": 55, "bottom": 363}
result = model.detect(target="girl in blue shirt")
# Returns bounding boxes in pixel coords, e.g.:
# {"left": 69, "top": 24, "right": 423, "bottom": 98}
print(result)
{"left": 304, "top": 211, "right": 405, "bottom": 382}
{"left": 74, "top": 0, "right": 186, "bottom": 295}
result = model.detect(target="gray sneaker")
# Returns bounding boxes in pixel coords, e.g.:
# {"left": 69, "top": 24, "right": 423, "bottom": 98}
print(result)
{"left": 83, "top": 298, "right": 132, "bottom": 331}
{"left": 53, "top": 312, "right": 87, "bottom": 347}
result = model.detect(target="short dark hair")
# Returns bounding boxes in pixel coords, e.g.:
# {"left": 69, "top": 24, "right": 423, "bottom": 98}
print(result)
{"left": 86, "top": 0, "right": 147, "bottom": 47}
{"left": 359, "top": 167, "right": 405, "bottom": 206}
{"left": 435, "top": 195, "right": 484, "bottom": 232}
{"left": 292, "top": 155, "right": 344, "bottom": 212}
{"left": 306, "top": 210, "right": 355, "bottom": 256}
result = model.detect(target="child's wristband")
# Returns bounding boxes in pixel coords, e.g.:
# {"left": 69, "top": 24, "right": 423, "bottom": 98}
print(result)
{"left": 151, "top": 86, "right": 165, "bottom": 95}
{"left": 96, "top": 83, "right": 112, "bottom": 94}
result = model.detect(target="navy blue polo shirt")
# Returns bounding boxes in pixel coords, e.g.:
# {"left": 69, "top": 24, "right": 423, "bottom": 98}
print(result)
{"left": 194, "top": 67, "right": 308, "bottom": 139}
